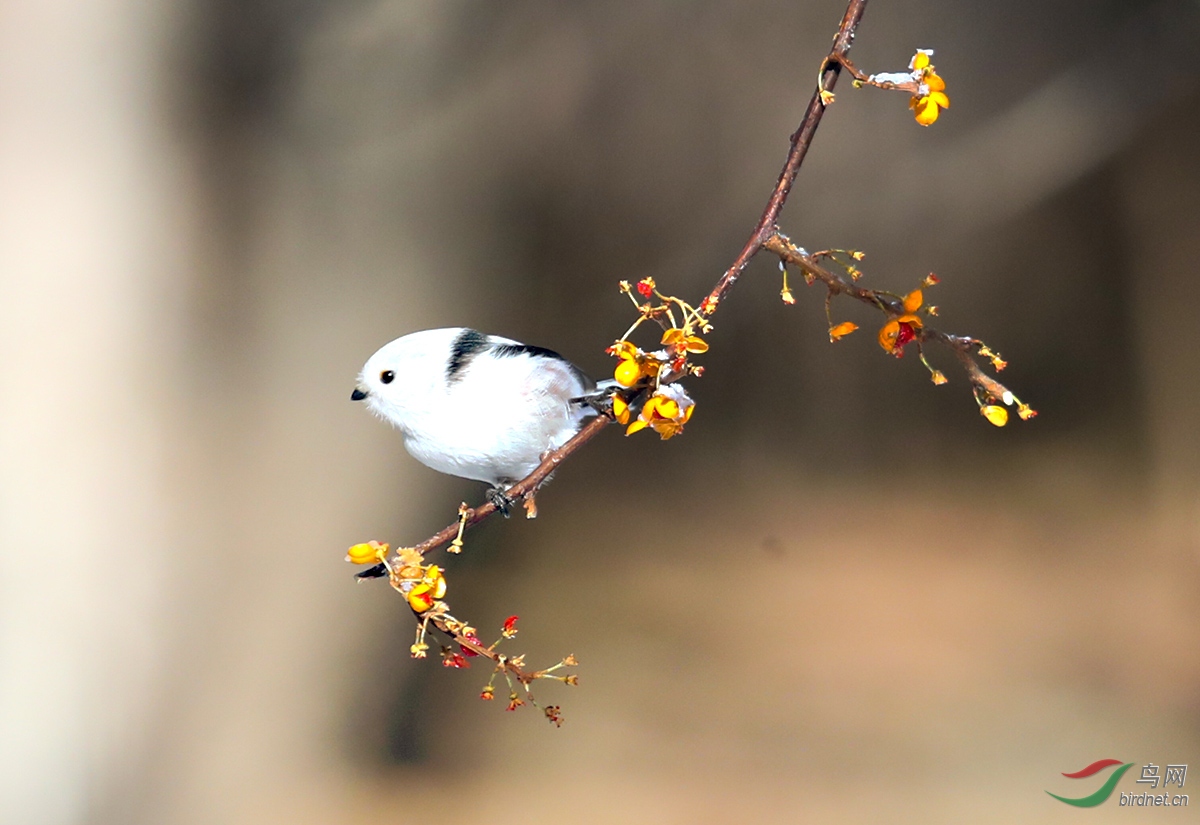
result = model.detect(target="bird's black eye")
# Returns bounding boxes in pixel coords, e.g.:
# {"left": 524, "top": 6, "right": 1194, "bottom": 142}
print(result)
{"left": 380, "top": 370, "right": 395, "bottom": 384}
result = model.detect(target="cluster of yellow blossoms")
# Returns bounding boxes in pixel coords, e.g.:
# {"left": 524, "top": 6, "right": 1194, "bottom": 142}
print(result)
{"left": 610, "top": 340, "right": 662, "bottom": 387}
{"left": 861, "top": 49, "right": 950, "bottom": 127}
{"left": 613, "top": 383, "right": 696, "bottom": 439}
{"left": 608, "top": 277, "right": 707, "bottom": 441}
{"left": 346, "top": 541, "right": 448, "bottom": 615}
{"left": 609, "top": 328, "right": 708, "bottom": 388}
{"left": 909, "top": 50, "right": 949, "bottom": 126}
{"left": 878, "top": 288, "right": 927, "bottom": 355}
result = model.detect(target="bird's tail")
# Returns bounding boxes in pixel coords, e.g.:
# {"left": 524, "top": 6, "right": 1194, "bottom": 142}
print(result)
{"left": 571, "top": 378, "right": 620, "bottom": 416}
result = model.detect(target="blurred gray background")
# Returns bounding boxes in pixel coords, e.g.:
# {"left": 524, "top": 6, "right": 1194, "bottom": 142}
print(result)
{"left": 2, "top": 1, "right": 1199, "bottom": 823}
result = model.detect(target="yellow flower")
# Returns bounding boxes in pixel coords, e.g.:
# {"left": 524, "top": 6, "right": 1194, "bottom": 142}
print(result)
{"left": 346, "top": 540, "right": 388, "bottom": 565}
{"left": 661, "top": 328, "right": 708, "bottom": 355}
{"left": 661, "top": 327, "right": 708, "bottom": 373}
{"left": 980, "top": 405, "right": 1008, "bottom": 427}
{"left": 612, "top": 394, "right": 631, "bottom": 424}
{"left": 828, "top": 321, "right": 858, "bottom": 342}
{"left": 614, "top": 357, "right": 641, "bottom": 387}
{"left": 407, "top": 564, "right": 447, "bottom": 613}
{"left": 407, "top": 585, "right": 435, "bottom": 613}
{"left": 625, "top": 385, "right": 695, "bottom": 440}
{"left": 609, "top": 340, "right": 662, "bottom": 388}
{"left": 911, "top": 88, "right": 949, "bottom": 126}
{"left": 878, "top": 289, "right": 925, "bottom": 356}
{"left": 909, "top": 50, "right": 949, "bottom": 126}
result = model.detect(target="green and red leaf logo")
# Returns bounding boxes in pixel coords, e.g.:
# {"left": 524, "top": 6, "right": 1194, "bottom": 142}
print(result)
{"left": 1047, "top": 759, "right": 1135, "bottom": 807}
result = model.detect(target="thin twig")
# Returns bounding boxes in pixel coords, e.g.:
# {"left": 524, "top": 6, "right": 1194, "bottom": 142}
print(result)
{"left": 700, "top": 0, "right": 869, "bottom": 314}
{"left": 834, "top": 54, "right": 922, "bottom": 94}
{"left": 762, "top": 231, "right": 1018, "bottom": 406}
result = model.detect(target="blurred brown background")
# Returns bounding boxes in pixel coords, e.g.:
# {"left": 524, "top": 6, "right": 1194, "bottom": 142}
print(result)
{"left": 2, "top": 1, "right": 1199, "bottom": 823}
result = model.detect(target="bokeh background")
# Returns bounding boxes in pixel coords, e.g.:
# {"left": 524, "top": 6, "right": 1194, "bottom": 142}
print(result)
{"left": 3, "top": 0, "right": 1199, "bottom": 822}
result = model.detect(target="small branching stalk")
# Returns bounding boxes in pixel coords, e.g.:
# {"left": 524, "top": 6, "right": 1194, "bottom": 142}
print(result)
{"left": 346, "top": 540, "right": 579, "bottom": 723}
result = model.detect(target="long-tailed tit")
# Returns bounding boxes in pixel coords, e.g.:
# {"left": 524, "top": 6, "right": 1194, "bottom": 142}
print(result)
{"left": 352, "top": 328, "right": 609, "bottom": 509}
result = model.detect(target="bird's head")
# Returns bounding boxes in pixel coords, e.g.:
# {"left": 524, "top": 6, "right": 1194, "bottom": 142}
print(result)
{"left": 351, "top": 328, "right": 467, "bottom": 429}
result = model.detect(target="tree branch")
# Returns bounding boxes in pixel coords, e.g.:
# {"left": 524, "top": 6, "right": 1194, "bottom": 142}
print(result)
{"left": 412, "top": 0, "right": 872, "bottom": 556}
{"left": 351, "top": 0, "right": 1031, "bottom": 723}
{"left": 701, "top": 0, "right": 869, "bottom": 314}
{"left": 762, "top": 231, "right": 1026, "bottom": 412}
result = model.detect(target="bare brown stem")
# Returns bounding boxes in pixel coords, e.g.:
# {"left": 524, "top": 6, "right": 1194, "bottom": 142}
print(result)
{"left": 701, "top": 0, "right": 869, "bottom": 313}
{"left": 834, "top": 54, "right": 922, "bottom": 94}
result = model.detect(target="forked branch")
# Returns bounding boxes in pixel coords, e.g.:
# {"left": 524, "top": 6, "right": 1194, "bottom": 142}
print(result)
{"left": 347, "top": 0, "right": 1033, "bottom": 723}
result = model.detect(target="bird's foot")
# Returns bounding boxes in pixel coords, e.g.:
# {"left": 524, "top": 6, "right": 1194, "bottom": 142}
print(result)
{"left": 486, "top": 487, "right": 515, "bottom": 518}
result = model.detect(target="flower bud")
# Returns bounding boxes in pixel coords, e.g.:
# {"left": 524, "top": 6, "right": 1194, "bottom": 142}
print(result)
{"left": 981, "top": 405, "right": 1008, "bottom": 427}
{"left": 614, "top": 358, "right": 641, "bottom": 387}
{"left": 346, "top": 541, "right": 387, "bottom": 565}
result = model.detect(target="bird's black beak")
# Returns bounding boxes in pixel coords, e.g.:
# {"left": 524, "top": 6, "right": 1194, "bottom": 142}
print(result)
{"left": 351, "top": 388, "right": 368, "bottom": 401}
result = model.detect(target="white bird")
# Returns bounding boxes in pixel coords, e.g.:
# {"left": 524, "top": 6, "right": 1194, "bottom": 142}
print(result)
{"left": 352, "top": 328, "right": 606, "bottom": 507}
